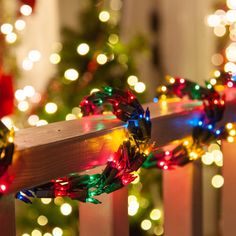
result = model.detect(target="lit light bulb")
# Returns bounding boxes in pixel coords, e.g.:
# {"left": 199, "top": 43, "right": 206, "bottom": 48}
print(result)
{"left": 77, "top": 43, "right": 90, "bottom": 55}
{"left": 64, "top": 68, "right": 79, "bottom": 81}
{"left": 6, "top": 32, "right": 17, "bottom": 44}
{"left": 214, "top": 70, "right": 221, "bottom": 77}
{"left": 24, "top": 85, "right": 35, "bottom": 97}
{"left": 37, "top": 215, "right": 48, "bottom": 226}
{"left": 141, "top": 219, "right": 152, "bottom": 231}
{"left": 28, "top": 115, "right": 39, "bottom": 126}
{"left": 210, "top": 78, "right": 217, "bottom": 85}
{"left": 226, "top": 10, "right": 236, "bottom": 22}
{"left": 161, "top": 86, "right": 167, "bottom": 92}
{"left": 207, "top": 15, "right": 220, "bottom": 27}
{"left": 150, "top": 209, "right": 162, "bottom": 220}
{"left": 227, "top": 136, "right": 234, "bottom": 142}
{"left": 226, "top": 123, "right": 233, "bottom": 129}
{"left": 45, "top": 102, "right": 58, "bottom": 114}
{"left": 227, "top": 0, "right": 236, "bottom": 9}
{"left": 31, "top": 229, "right": 42, "bottom": 236}
{"left": 134, "top": 82, "right": 146, "bottom": 93}
{"left": 1, "top": 23, "right": 13, "bottom": 34}
{"left": 169, "top": 77, "right": 175, "bottom": 84}
{"left": 214, "top": 25, "right": 226, "bottom": 37}
{"left": 52, "top": 227, "right": 63, "bottom": 236}
{"left": 15, "top": 89, "right": 26, "bottom": 101}
{"left": 49, "top": 53, "right": 61, "bottom": 64}
{"left": 60, "top": 203, "right": 72, "bottom": 215}
{"left": 224, "top": 62, "right": 236, "bottom": 73}
{"left": 108, "top": 34, "right": 119, "bottom": 44}
{"left": 96, "top": 54, "right": 108, "bottom": 65}
{"left": 127, "top": 75, "right": 138, "bottom": 86}
{"left": 226, "top": 43, "right": 236, "bottom": 62}
{"left": 15, "top": 19, "right": 26, "bottom": 31}
{"left": 99, "top": 11, "right": 110, "bottom": 22}
{"left": 28, "top": 50, "right": 41, "bottom": 62}
{"left": 20, "top": 4, "right": 32, "bottom": 16}
{"left": 202, "top": 152, "right": 214, "bottom": 165}
{"left": 18, "top": 101, "right": 29, "bottom": 112}
{"left": 211, "top": 175, "right": 224, "bottom": 188}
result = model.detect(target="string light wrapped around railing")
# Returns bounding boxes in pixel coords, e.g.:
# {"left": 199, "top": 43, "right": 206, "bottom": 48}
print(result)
{"left": 15, "top": 72, "right": 236, "bottom": 203}
{"left": 143, "top": 74, "right": 228, "bottom": 170}
{"left": 16, "top": 86, "right": 152, "bottom": 204}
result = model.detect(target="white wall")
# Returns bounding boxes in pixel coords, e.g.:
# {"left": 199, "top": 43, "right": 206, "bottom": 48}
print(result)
{"left": 122, "top": 0, "right": 215, "bottom": 98}
{"left": 16, "top": 0, "right": 60, "bottom": 92}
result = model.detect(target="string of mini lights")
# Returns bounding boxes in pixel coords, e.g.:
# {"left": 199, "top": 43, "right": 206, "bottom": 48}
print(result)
{"left": 142, "top": 74, "right": 228, "bottom": 170}
{"left": 15, "top": 73, "right": 236, "bottom": 203}
{"left": 0, "top": 121, "right": 14, "bottom": 194}
{"left": 16, "top": 86, "right": 152, "bottom": 204}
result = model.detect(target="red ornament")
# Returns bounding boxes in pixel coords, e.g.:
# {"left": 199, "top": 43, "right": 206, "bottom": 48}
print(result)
{"left": 0, "top": 74, "right": 14, "bottom": 118}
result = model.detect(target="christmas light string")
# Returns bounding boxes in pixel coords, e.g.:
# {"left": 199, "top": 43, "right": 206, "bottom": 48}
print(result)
{"left": 16, "top": 86, "right": 152, "bottom": 204}
{"left": 142, "top": 74, "right": 228, "bottom": 170}
{"left": 0, "top": 121, "right": 14, "bottom": 194}
{"left": 15, "top": 72, "right": 236, "bottom": 203}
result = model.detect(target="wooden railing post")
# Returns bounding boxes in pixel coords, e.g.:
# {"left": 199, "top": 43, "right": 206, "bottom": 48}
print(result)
{"left": 163, "top": 160, "right": 202, "bottom": 236}
{"left": 0, "top": 195, "right": 16, "bottom": 236}
{"left": 222, "top": 141, "right": 236, "bottom": 236}
{"left": 79, "top": 187, "right": 128, "bottom": 236}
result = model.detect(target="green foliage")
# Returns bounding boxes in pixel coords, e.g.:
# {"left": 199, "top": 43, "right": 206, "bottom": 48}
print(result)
{"left": 35, "top": 0, "right": 147, "bottom": 122}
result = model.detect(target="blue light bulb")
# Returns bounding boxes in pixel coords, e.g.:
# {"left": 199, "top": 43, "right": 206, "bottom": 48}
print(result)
{"left": 198, "top": 121, "right": 203, "bottom": 126}
{"left": 153, "top": 97, "right": 158, "bottom": 103}
{"left": 216, "top": 129, "right": 221, "bottom": 135}
{"left": 208, "top": 124, "right": 213, "bottom": 130}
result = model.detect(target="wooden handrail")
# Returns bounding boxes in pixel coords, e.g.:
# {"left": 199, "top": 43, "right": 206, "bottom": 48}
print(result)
{"left": 0, "top": 95, "right": 235, "bottom": 236}
{"left": 2, "top": 99, "right": 201, "bottom": 194}
{"left": 2, "top": 98, "right": 236, "bottom": 194}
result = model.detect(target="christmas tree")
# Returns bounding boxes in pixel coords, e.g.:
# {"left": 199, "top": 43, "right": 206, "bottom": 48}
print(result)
{"left": 31, "top": 0, "right": 147, "bottom": 124}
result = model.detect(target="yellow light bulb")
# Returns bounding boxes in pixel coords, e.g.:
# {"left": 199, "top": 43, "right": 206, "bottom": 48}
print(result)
{"left": 64, "top": 68, "right": 79, "bottom": 81}
{"left": 77, "top": 43, "right": 90, "bottom": 55}
{"left": 141, "top": 219, "right": 152, "bottom": 231}
{"left": 97, "top": 54, "right": 107, "bottom": 65}
{"left": 227, "top": 136, "right": 234, "bottom": 143}
{"left": 99, "top": 11, "right": 110, "bottom": 22}
{"left": 226, "top": 123, "right": 233, "bottom": 129}
{"left": 211, "top": 175, "right": 224, "bottom": 188}
{"left": 150, "top": 209, "right": 162, "bottom": 220}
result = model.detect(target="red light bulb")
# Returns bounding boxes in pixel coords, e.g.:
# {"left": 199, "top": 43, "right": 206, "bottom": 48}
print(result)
{"left": 0, "top": 184, "right": 7, "bottom": 192}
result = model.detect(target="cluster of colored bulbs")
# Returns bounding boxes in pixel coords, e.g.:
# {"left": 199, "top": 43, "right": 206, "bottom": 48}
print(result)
{"left": 15, "top": 72, "right": 236, "bottom": 203}
{"left": 147, "top": 73, "right": 233, "bottom": 170}
{"left": 16, "top": 86, "right": 152, "bottom": 204}
{"left": 3, "top": 69, "right": 234, "bottom": 204}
